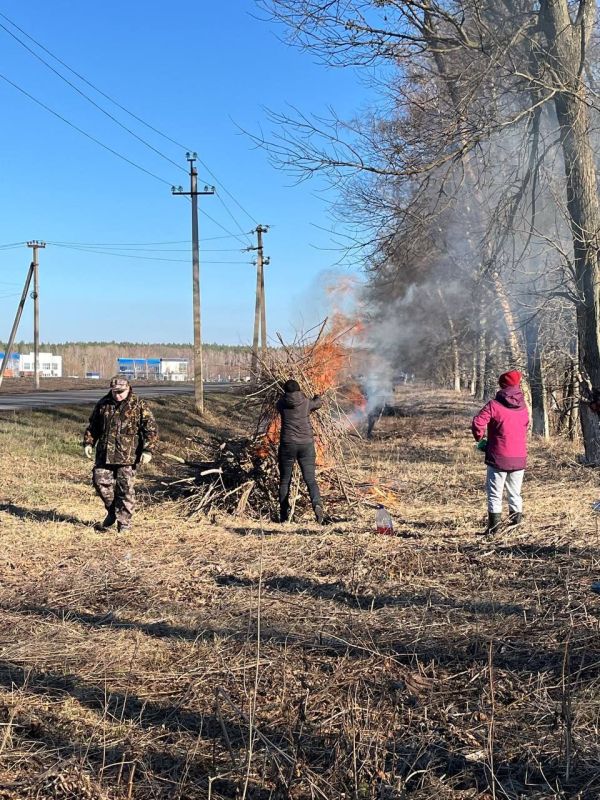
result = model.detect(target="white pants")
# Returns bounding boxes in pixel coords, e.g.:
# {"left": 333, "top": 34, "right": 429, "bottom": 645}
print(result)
{"left": 486, "top": 466, "right": 524, "bottom": 514}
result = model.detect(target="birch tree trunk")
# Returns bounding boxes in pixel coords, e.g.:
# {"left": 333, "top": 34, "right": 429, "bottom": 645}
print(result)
{"left": 475, "top": 326, "right": 487, "bottom": 401}
{"left": 525, "top": 318, "right": 549, "bottom": 437}
{"left": 483, "top": 332, "right": 498, "bottom": 400}
{"left": 436, "top": 287, "right": 461, "bottom": 392}
{"left": 470, "top": 347, "right": 477, "bottom": 396}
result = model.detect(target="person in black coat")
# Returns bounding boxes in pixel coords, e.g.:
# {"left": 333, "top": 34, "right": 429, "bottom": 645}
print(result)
{"left": 276, "top": 379, "right": 325, "bottom": 524}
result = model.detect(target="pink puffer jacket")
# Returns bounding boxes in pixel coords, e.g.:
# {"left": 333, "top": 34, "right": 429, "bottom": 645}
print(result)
{"left": 472, "top": 387, "right": 529, "bottom": 471}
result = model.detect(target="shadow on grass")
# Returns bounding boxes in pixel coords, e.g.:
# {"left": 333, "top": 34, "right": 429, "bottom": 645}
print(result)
{"left": 0, "top": 656, "right": 497, "bottom": 799}
{"left": 10, "top": 604, "right": 211, "bottom": 642}
{"left": 458, "top": 541, "right": 596, "bottom": 559}
{"left": 0, "top": 646, "right": 598, "bottom": 798}
{"left": 214, "top": 573, "right": 527, "bottom": 616}
{"left": 389, "top": 445, "right": 456, "bottom": 464}
{"left": 0, "top": 502, "right": 92, "bottom": 527}
{"left": 494, "top": 542, "right": 597, "bottom": 558}
{"left": 3, "top": 595, "right": 600, "bottom": 798}
{"left": 2, "top": 603, "right": 313, "bottom": 651}
{"left": 0, "top": 659, "right": 273, "bottom": 799}
{"left": 10, "top": 595, "right": 598, "bottom": 684}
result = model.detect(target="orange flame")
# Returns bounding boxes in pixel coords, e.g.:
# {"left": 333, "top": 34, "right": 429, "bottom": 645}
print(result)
{"left": 254, "top": 415, "right": 280, "bottom": 459}
{"left": 255, "top": 307, "right": 368, "bottom": 465}
{"left": 305, "top": 311, "right": 364, "bottom": 394}
{"left": 344, "top": 381, "right": 367, "bottom": 412}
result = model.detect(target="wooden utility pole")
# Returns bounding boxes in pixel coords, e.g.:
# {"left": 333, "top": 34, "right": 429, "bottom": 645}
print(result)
{"left": 27, "top": 240, "right": 45, "bottom": 389}
{"left": 249, "top": 225, "right": 269, "bottom": 377}
{"left": 260, "top": 253, "right": 270, "bottom": 357}
{"left": 251, "top": 256, "right": 261, "bottom": 377}
{"left": 172, "top": 154, "right": 214, "bottom": 415}
{"left": 0, "top": 260, "right": 35, "bottom": 388}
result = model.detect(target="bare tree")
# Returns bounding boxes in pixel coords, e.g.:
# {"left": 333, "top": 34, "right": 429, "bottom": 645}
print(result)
{"left": 258, "top": 0, "right": 600, "bottom": 455}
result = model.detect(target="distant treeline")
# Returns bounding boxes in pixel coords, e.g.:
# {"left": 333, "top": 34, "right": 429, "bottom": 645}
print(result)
{"left": 0, "top": 341, "right": 255, "bottom": 380}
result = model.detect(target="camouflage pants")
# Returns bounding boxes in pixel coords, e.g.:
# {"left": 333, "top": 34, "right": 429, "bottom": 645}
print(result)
{"left": 92, "top": 465, "right": 136, "bottom": 525}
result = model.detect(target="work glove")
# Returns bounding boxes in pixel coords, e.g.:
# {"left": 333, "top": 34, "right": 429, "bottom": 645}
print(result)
{"left": 476, "top": 438, "right": 488, "bottom": 452}
{"left": 139, "top": 451, "right": 152, "bottom": 465}
{"left": 84, "top": 444, "right": 94, "bottom": 459}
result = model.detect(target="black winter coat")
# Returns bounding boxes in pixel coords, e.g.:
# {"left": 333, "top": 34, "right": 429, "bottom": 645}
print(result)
{"left": 276, "top": 390, "right": 322, "bottom": 445}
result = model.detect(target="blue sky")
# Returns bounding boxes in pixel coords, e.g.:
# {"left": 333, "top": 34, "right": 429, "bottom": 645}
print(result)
{"left": 0, "top": 1, "right": 372, "bottom": 345}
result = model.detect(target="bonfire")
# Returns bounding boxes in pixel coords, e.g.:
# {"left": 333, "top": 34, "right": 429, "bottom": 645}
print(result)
{"left": 184, "top": 319, "right": 361, "bottom": 521}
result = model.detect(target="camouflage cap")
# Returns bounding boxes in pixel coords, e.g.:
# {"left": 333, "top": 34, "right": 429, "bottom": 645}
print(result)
{"left": 110, "top": 375, "right": 130, "bottom": 389}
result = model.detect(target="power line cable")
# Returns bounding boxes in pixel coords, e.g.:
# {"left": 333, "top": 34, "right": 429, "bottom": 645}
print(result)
{"left": 49, "top": 244, "right": 190, "bottom": 253}
{"left": 180, "top": 163, "right": 256, "bottom": 242}
{"left": 203, "top": 232, "right": 253, "bottom": 242}
{"left": 178, "top": 196, "right": 252, "bottom": 245}
{"left": 0, "top": 10, "right": 193, "bottom": 151}
{"left": 214, "top": 191, "right": 254, "bottom": 244}
{"left": 192, "top": 247, "right": 245, "bottom": 253}
{"left": 47, "top": 233, "right": 247, "bottom": 244}
{"left": 45, "top": 241, "right": 242, "bottom": 253}
{"left": 0, "top": 10, "right": 260, "bottom": 225}
{"left": 0, "top": 71, "right": 174, "bottom": 186}
{"left": 198, "top": 157, "right": 258, "bottom": 227}
{"left": 50, "top": 243, "right": 251, "bottom": 264}
{"left": 47, "top": 239, "right": 190, "bottom": 246}
{"left": 202, "top": 211, "right": 252, "bottom": 245}
{"left": 0, "top": 19, "right": 189, "bottom": 176}
{"left": 50, "top": 244, "right": 188, "bottom": 262}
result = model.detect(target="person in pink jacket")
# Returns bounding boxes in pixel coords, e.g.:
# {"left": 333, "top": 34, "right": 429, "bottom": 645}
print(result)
{"left": 472, "top": 370, "right": 530, "bottom": 534}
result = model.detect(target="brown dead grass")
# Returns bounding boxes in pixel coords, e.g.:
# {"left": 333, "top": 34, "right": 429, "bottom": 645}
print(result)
{"left": 0, "top": 387, "right": 599, "bottom": 799}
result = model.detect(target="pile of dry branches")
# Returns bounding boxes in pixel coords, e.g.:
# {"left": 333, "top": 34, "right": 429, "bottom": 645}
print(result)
{"left": 184, "top": 323, "right": 358, "bottom": 520}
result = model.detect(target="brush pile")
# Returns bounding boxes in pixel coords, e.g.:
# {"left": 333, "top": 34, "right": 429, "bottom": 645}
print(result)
{"left": 184, "top": 322, "right": 359, "bottom": 520}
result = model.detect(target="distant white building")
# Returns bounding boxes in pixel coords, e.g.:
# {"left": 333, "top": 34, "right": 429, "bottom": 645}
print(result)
{"left": 160, "top": 357, "right": 189, "bottom": 381}
{"left": 19, "top": 352, "right": 62, "bottom": 378}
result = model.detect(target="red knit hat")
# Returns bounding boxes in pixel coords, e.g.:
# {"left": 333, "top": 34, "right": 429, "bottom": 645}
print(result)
{"left": 498, "top": 370, "right": 521, "bottom": 388}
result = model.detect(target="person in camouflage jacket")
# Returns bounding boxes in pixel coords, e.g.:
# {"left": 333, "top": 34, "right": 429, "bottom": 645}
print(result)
{"left": 83, "top": 375, "right": 158, "bottom": 532}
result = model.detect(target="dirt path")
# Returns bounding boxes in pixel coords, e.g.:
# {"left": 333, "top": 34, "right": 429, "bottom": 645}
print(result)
{"left": 0, "top": 387, "right": 598, "bottom": 799}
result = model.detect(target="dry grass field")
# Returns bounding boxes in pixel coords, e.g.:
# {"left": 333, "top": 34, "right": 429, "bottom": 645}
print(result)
{"left": 0, "top": 388, "right": 599, "bottom": 799}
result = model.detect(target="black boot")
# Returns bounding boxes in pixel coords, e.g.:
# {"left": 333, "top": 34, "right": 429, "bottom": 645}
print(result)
{"left": 279, "top": 501, "right": 290, "bottom": 523}
{"left": 486, "top": 512, "right": 502, "bottom": 535}
{"left": 508, "top": 509, "right": 523, "bottom": 527}
{"left": 95, "top": 508, "right": 116, "bottom": 531}
{"left": 314, "top": 504, "right": 325, "bottom": 525}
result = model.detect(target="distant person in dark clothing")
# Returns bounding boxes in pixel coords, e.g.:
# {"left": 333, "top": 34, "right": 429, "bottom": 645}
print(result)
{"left": 367, "top": 406, "right": 383, "bottom": 439}
{"left": 276, "top": 379, "right": 325, "bottom": 524}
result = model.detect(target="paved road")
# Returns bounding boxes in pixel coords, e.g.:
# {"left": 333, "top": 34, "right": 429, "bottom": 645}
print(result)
{"left": 0, "top": 383, "right": 235, "bottom": 411}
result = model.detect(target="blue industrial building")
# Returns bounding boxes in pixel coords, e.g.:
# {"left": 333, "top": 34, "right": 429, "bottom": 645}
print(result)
{"left": 116, "top": 357, "right": 189, "bottom": 381}
{"left": 117, "top": 358, "right": 161, "bottom": 380}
